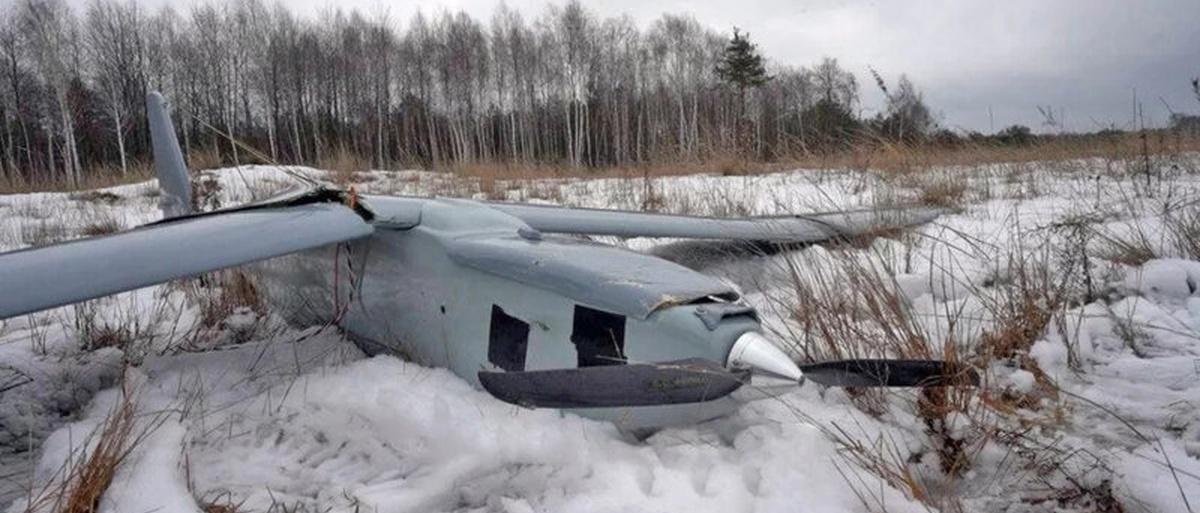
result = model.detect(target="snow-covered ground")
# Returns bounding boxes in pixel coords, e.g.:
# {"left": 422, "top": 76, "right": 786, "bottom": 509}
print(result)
{"left": 2, "top": 158, "right": 1199, "bottom": 512}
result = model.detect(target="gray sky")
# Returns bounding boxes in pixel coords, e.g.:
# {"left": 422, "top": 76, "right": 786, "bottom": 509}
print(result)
{"left": 114, "top": 0, "right": 1200, "bottom": 133}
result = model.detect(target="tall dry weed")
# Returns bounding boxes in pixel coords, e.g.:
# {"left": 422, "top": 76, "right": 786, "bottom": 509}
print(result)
{"left": 16, "top": 380, "right": 165, "bottom": 513}
{"left": 760, "top": 219, "right": 1085, "bottom": 508}
{"left": 320, "top": 146, "right": 369, "bottom": 187}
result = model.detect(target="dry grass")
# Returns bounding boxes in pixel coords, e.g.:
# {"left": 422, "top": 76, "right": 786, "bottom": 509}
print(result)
{"left": 56, "top": 396, "right": 134, "bottom": 513}
{"left": 976, "top": 256, "right": 1068, "bottom": 363}
{"left": 0, "top": 162, "right": 154, "bottom": 195}
{"left": 916, "top": 177, "right": 969, "bottom": 208}
{"left": 759, "top": 223, "right": 1088, "bottom": 508}
{"left": 70, "top": 296, "right": 177, "bottom": 357}
{"left": 320, "top": 146, "right": 370, "bottom": 187}
{"left": 826, "top": 421, "right": 936, "bottom": 509}
{"left": 80, "top": 217, "right": 124, "bottom": 237}
{"left": 769, "top": 249, "right": 932, "bottom": 363}
{"left": 5, "top": 132, "right": 1197, "bottom": 196}
{"left": 765, "top": 246, "right": 978, "bottom": 477}
{"left": 20, "top": 219, "right": 70, "bottom": 248}
{"left": 67, "top": 191, "right": 123, "bottom": 205}
{"left": 441, "top": 133, "right": 1200, "bottom": 182}
{"left": 832, "top": 132, "right": 1200, "bottom": 177}
{"left": 440, "top": 162, "right": 568, "bottom": 201}
{"left": 446, "top": 158, "right": 781, "bottom": 183}
{"left": 79, "top": 323, "right": 135, "bottom": 353}
{"left": 1092, "top": 222, "right": 1160, "bottom": 267}
{"left": 1163, "top": 204, "right": 1200, "bottom": 260}
{"left": 197, "top": 271, "right": 265, "bottom": 326}
{"left": 195, "top": 491, "right": 247, "bottom": 513}
{"left": 1085, "top": 197, "right": 1200, "bottom": 267}
{"left": 189, "top": 270, "right": 268, "bottom": 344}
{"left": 187, "top": 147, "right": 225, "bottom": 172}
{"left": 1097, "top": 237, "right": 1158, "bottom": 267}
{"left": 16, "top": 380, "right": 161, "bottom": 513}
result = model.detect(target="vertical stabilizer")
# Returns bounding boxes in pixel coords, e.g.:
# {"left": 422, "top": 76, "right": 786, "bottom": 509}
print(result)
{"left": 147, "top": 91, "right": 192, "bottom": 218}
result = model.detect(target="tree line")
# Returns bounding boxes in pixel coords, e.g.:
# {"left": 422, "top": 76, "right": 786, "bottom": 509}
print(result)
{"left": 0, "top": 0, "right": 941, "bottom": 185}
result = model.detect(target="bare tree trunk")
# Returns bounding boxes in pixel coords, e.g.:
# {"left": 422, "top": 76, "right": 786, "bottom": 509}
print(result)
{"left": 111, "top": 103, "right": 127, "bottom": 175}
{"left": 2, "top": 111, "right": 15, "bottom": 178}
{"left": 57, "top": 93, "right": 80, "bottom": 186}
{"left": 375, "top": 98, "right": 384, "bottom": 167}
{"left": 425, "top": 111, "right": 439, "bottom": 168}
{"left": 224, "top": 100, "right": 239, "bottom": 166}
{"left": 0, "top": 1, "right": 869, "bottom": 182}
{"left": 45, "top": 123, "right": 56, "bottom": 182}
{"left": 290, "top": 106, "right": 302, "bottom": 163}
{"left": 266, "top": 113, "right": 277, "bottom": 162}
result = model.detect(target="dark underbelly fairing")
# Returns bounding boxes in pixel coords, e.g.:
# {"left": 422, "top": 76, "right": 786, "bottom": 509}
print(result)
{"left": 253, "top": 196, "right": 765, "bottom": 428}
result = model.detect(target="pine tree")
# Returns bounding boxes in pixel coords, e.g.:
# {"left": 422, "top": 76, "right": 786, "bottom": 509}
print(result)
{"left": 715, "top": 28, "right": 771, "bottom": 118}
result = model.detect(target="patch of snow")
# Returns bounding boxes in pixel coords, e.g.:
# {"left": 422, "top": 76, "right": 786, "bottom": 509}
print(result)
{"left": 1125, "top": 259, "right": 1196, "bottom": 302}
{"left": 1113, "top": 438, "right": 1200, "bottom": 513}
{"left": 99, "top": 422, "right": 199, "bottom": 513}
{"left": 1005, "top": 368, "right": 1036, "bottom": 393}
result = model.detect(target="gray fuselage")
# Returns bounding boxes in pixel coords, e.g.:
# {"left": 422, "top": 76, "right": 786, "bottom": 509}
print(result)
{"left": 255, "top": 195, "right": 763, "bottom": 429}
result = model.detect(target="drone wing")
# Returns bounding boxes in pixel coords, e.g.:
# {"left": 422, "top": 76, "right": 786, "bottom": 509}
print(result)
{"left": 489, "top": 203, "right": 943, "bottom": 243}
{"left": 0, "top": 197, "right": 372, "bottom": 320}
{"left": 0, "top": 92, "right": 376, "bottom": 320}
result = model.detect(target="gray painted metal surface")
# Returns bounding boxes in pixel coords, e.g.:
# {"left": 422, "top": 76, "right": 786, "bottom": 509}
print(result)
{"left": 478, "top": 358, "right": 748, "bottom": 408}
{"left": 489, "top": 202, "right": 944, "bottom": 241}
{"left": 248, "top": 196, "right": 766, "bottom": 428}
{"left": 447, "top": 234, "right": 733, "bottom": 320}
{"left": 147, "top": 92, "right": 193, "bottom": 218}
{"left": 359, "top": 195, "right": 424, "bottom": 229}
{"left": 798, "top": 359, "right": 979, "bottom": 387}
{"left": 0, "top": 203, "right": 373, "bottom": 319}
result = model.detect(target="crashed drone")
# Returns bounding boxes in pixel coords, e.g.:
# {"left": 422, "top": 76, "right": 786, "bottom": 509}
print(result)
{"left": 0, "top": 93, "right": 972, "bottom": 429}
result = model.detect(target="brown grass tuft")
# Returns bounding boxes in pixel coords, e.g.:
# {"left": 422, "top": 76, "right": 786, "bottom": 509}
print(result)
{"left": 196, "top": 270, "right": 266, "bottom": 329}
{"left": 0, "top": 161, "right": 154, "bottom": 195}
{"left": 976, "top": 256, "right": 1066, "bottom": 364}
{"left": 68, "top": 191, "right": 123, "bottom": 205}
{"left": 81, "top": 324, "right": 135, "bottom": 352}
{"left": 1094, "top": 230, "right": 1158, "bottom": 267}
{"left": 917, "top": 179, "right": 968, "bottom": 208}
{"left": 59, "top": 397, "right": 134, "bottom": 513}
{"left": 187, "top": 147, "right": 224, "bottom": 172}
{"left": 18, "top": 380, "right": 158, "bottom": 513}
{"left": 320, "top": 146, "right": 369, "bottom": 187}
{"left": 196, "top": 491, "right": 247, "bottom": 513}
{"left": 763, "top": 228, "right": 1091, "bottom": 505}
{"left": 80, "top": 218, "right": 125, "bottom": 237}
{"left": 773, "top": 250, "right": 931, "bottom": 362}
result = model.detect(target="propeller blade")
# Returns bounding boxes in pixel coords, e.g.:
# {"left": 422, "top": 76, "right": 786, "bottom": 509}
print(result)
{"left": 799, "top": 359, "right": 978, "bottom": 388}
{"left": 479, "top": 358, "right": 748, "bottom": 409}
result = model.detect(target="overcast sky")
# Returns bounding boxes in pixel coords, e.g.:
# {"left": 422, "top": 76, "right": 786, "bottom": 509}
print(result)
{"left": 95, "top": 0, "right": 1200, "bottom": 133}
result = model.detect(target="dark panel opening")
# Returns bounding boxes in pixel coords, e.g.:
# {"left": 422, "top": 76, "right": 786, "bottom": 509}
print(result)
{"left": 488, "top": 305, "right": 530, "bottom": 371}
{"left": 571, "top": 306, "right": 626, "bottom": 367}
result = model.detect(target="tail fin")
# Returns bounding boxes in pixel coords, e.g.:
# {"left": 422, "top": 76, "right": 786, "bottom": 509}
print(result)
{"left": 147, "top": 91, "right": 192, "bottom": 218}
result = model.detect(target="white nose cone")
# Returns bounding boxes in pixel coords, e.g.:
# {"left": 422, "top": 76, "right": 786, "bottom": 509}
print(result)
{"left": 727, "top": 332, "right": 803, "bottom": 382}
